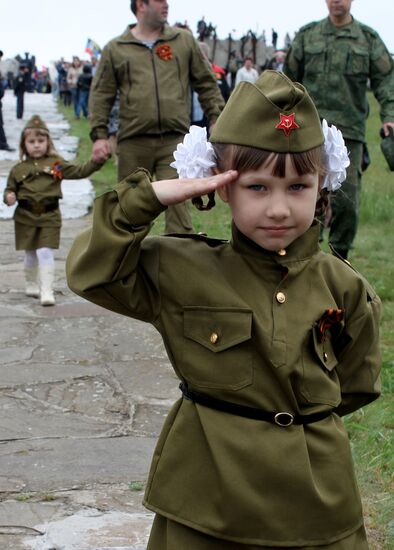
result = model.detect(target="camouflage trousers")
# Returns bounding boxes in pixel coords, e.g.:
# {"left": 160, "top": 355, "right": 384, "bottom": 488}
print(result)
{"left": 328, "top": 139, "right": 363, "bottom": 254}
{"left": 117, "top": 133, "right": 193, "bottom": 234}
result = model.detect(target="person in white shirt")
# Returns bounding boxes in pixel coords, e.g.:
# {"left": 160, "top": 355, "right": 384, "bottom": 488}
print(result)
{"left": 235, "top": 56, "right": 259, "bottom": 86}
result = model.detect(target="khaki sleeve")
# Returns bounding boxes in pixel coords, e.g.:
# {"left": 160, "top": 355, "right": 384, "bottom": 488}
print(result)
{"left": 334, "top": 292, "right": 382, "bottom": 417}
{"left": 369, "top": 34, "right": 394, "bottom": 122}
{"left": 3, "top": 170, "right": 18, "bottom": 203}
{"left": 88, "top": 45, "right": 119, "bottom": 141}
{"left": 59, "top": 158, "right": 103, "bottom": 179}
{"left": 66, "top": 169, "right": 167, "bottom": 322}
{"left": 283, "top": 31, "right": 305, "bottom": 83}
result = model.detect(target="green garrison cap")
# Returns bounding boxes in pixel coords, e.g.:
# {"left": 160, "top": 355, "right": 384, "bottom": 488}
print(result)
{"left": 210, "top": 70, "right": 324, "bottom": 153}
{"left": 23, "top": 115, "right": 49, "bottom": 132}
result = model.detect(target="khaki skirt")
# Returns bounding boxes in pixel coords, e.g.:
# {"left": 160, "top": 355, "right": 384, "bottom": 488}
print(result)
{"left": 15, "top": 222, "right": 60, "bottom": 250}
{"left": 147, "top": 515, "right": 369, "bottom": 550}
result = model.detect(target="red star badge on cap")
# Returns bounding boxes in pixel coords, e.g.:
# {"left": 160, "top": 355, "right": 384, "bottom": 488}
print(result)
{"left": 275, "top": 113, "right": 299, "bottom": 136}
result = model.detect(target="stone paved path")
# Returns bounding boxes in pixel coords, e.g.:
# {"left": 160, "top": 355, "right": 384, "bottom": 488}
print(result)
{"left": 0, "top": 91, "right": 177, "bottom": 549}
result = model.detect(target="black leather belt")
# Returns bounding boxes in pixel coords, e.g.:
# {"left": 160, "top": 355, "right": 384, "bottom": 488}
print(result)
{"left": 18, "top": 198, "right": 59, "bottom": 215}
{"left": 179, "top": 382, "right": 332, "bottom": 427}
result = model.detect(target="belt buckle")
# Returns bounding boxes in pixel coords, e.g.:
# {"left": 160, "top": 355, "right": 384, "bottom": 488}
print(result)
{"left": 31, "top": 201, "right": 45, "bottom": 215}
{"left": 274, "top": 412, "right": 294, "bottom": 427}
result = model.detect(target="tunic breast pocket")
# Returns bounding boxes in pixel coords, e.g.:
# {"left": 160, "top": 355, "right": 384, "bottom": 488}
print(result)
{"left": 180, "top": 307, "right": 254, "bottom": 391}
{"left": 304, "top": 44, "right": 326, "bottom": 74}
{"left": 346, "top": 46, "right": 370, "bottom": 76}
{"left": 300, "top": 326, "right": 341, "bottom": 407}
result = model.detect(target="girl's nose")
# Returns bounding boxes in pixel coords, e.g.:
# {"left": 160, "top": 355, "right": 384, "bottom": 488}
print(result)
{"left": 266, "top": 195, "right": 290, "bottom": 219}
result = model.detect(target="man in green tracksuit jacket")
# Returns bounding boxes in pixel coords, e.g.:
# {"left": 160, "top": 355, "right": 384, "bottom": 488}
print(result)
{"left": 89, "top": 0, "right": 225, "bottom": 234}
{"left": 284, "top": 0, "right": 394, "bottom": 259}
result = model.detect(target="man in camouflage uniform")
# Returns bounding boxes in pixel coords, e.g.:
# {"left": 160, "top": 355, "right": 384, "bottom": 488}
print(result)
{"left": 284, "top": 0, "right": 394, "bottom": 259}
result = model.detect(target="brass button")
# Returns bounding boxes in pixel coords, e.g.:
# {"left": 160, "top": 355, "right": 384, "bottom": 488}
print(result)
{"left": 210, "top": 332, "right": 219, "bottom": 344}
{"left": 276, "top": 292, "right": 286, "bottom": 304}
{"left": 277, "top": 248, "right": 287, "bottom": 256}
{"left": 323, "top": 352, "right": 328, "bottom": 362}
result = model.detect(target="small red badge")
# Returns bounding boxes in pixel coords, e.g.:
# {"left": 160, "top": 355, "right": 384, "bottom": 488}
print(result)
{"left": 275, "top": 113, "right": 300, "bottom": 136}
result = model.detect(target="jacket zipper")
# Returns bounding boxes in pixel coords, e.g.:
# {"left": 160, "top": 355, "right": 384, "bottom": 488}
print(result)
{"left": 150, "top": 49, "right": 162, "bottom": 133}
{"left": 125, "top": 62, "right": 131, "bottom": 106}
{"left": 175, "top": 56, "right": 185, "bottom": 98}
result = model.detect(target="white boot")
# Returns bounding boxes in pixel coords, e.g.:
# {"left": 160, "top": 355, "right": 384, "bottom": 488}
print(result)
{"left": 24, "top": 266, "right": 40, "bottom": 297}
{"left": 39, "top": 265, "right": 56, "bottom": 306}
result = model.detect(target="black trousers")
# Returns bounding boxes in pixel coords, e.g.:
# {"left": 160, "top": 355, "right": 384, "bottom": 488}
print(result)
{"left": 16, "top": 92, "right": 24, "bottom": 119}
{"left": 0, "top": 104, "right": 9, "bottom": 148}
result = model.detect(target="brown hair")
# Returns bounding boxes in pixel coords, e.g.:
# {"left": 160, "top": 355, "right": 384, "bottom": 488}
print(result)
{"left": 19, "top": 128, "right": 58, "bottom": 160}
{"left": 212, "top": 142, "right": 325, "bottom": 178}
{"left": 212, "top": 142, "right": 328, "bottom": 216}
{"left": 130, "top": 0, "right": 149, "bottom": 15}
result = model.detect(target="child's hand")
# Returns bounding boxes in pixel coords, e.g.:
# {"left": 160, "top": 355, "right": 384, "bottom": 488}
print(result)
{"left": 92, "top": 139, "right": 111, "bottom": 163}
{"left": 151, "top": 171, "right": 238, "bottom": 206}
{"left": 92, "top": 155, "right": 107, "bottom": 166}
{"left": 5, "top": 192, "right": 16, "bottom": 206}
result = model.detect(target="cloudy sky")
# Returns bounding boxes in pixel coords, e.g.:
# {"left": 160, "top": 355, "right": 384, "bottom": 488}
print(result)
{"left": 1, "top": 0, "right": 393, "bottom": 68}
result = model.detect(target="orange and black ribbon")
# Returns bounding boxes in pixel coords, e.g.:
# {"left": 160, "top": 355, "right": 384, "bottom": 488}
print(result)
{"left": 51, "top": 161, "right": 63, "bottom": 180}
{"left": 316, "top": 308, "right": 344, "bottom": 342}
{"left": 156, "top": 44, "right": 173, "bottom": 61}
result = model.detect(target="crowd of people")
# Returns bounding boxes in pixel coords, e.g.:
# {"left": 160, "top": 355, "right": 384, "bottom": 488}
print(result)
{"left": 55, "top": 56, "right": 97, "bottom": 118}
{"left": 1, "top": 0, "right": 394, "bottom": 548}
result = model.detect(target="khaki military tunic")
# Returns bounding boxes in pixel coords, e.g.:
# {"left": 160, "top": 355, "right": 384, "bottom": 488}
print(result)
{"left": 66, "top": 171, "right": 381, "bottom": 546}
{"left": 4, "top": 155, "right": 101, "bottom": 249}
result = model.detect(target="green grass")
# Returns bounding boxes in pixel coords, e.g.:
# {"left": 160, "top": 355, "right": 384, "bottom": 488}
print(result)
{"left": 60, "top": 95, "right": 393, "bottom": 548}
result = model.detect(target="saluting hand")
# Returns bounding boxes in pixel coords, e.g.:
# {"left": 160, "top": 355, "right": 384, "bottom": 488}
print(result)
{"left": 151, "top": 171, "right": 238, "bottom": 206}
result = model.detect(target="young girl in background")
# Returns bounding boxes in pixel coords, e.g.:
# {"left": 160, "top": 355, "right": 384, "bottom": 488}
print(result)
{"left": 66, "top": 71, "right": 381, "bottom": 549}
{"left": 4, "top": 115, "right": 104, "bottom": 306}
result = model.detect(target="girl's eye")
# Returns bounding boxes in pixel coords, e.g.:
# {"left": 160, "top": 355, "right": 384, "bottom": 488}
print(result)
{"left": 289, "top": 183, "right": 305, "bottom": 191}
{"left": 248, "top": 184, "right": 265, "bottom": 191}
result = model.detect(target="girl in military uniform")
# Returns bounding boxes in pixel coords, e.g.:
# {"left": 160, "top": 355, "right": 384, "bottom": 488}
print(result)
{"left": 4, "top": 115, "right": 104, "bottom": 306}
{"left": 66, "top": 71, "right": 381, "bottom": 548}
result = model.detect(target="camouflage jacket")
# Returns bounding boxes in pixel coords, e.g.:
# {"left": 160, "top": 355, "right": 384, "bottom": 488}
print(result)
{"left": 284, "top": 17, "right": 394, "bottom": 141}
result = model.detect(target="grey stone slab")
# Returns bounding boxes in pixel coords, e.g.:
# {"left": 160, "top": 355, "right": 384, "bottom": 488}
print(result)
{"left": 0, "top": 304, "right": 39, "bottom": 319}
{"left": 0, "top": 437, "right": 156, "bottom": 492}
{"left": 23, "top": 509, "right": 152, "bottom": 550}
{"left": 109, "top": 359, "right": 179, "bottom": 401}
{"left": 96, "top": 317, "right": 167, "bottom": 362}
{"left": 0, "top": 387, "right": 129, "bottom": 440}
{"left": 0, "top": 362, "right": 103, "bottom": 388}
{"left": 0, "top": 347, "right": 35, "bottom": 364}
{"left": 0, "top": 476, "right": 26, "bottom": 492}
{"left": 31, "top": 301, "right": 116, "bottom": 318}
{"left": 0, "top": 500, "right": 63, "bottom": 530}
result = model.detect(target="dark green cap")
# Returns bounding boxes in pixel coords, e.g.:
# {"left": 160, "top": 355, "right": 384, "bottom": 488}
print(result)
{"left": 24, "top": 115, "right": 49, "bottom": 132}
{"left": 210, "top": 70, "right": 324, "bottom": 153}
